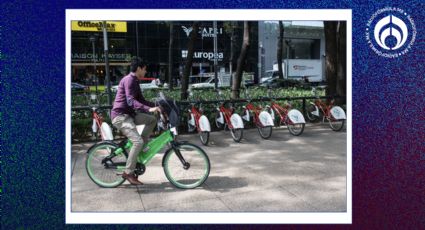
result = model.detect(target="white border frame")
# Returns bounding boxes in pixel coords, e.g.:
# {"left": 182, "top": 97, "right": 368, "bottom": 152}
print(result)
{"left": 66, "top": 9, "right": 352, "bottom": 224}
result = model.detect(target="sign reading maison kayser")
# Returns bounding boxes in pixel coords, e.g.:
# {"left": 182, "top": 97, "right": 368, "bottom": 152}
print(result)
{"left": 72, "top": 53, "right": 132, "bottom": 61}
{"left": 72, "top": 21, "right": 127, "bottom": 32}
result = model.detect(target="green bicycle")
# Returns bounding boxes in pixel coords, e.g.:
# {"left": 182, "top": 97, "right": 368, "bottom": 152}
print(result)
{"left": 85, "top": 95, "right": 211, "bottom": 189}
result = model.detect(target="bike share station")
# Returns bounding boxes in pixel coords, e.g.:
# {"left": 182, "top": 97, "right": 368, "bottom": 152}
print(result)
{"left": 71, "top": 88, "right": 347, "bottom": 212}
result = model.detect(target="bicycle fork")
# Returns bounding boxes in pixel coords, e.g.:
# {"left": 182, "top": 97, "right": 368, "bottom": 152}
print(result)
{"left": 171, "top": 142, "right": 190, "bottom": 170}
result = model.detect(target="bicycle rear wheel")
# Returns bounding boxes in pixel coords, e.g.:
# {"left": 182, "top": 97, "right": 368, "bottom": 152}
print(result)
{"left": 215, "top": 112, "right": 225, "bottom": 129}
{"left": 163, "top": 143, "right": 210, "bottom": 189}
{"left": 187, "top": 113, "right": 196, "bottom": 133}
{"left": 86, "top": 142, "right": 127, "bottom": 188}
{"left": 305, "top": 104, "right": 319, "bottom": 122}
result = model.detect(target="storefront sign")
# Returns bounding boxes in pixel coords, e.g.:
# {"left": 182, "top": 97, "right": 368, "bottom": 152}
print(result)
{"left": 72, "top": 53, "right": 132, "bottom": 61}
{"left": 181, "top": 50, "right": 224, "bottom": 61}
{"left": 72, "top": 21, "right": 127, "bottom": 32}
{"left": 181, "top": 26, "right": 223, "bottom": 38}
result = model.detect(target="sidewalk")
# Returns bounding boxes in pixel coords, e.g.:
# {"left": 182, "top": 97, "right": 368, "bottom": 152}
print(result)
{"left": 71, "top": 123, "right": 347, "bottom": 212}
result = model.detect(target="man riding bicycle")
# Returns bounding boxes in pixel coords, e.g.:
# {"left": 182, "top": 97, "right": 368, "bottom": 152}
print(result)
{"left": 111, "top": 57, "right": 161, "bottom": 185}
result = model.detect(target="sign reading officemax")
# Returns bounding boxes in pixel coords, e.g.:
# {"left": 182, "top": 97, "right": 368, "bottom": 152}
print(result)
{"left": 72, "top": 21, "right": 127, "bottom": 32}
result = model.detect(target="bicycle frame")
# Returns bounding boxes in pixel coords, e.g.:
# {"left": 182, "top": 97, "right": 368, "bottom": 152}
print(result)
{"left": 92, "top": 109, "right": 102, "bottom": 132}
{"left": 92, "top": 108, "right": 114, "bottom": 141}
{"left": 270, "top": 102, "right": 291, "bottom": 125}
{"left": 190, "top": 106, "right": 202, "bottom": 132}
{"left": 244, "top": 103, "right": 265, "bottom": 127}
{"left": 217, "top": 103, "right": 235, "bottom": 129}
{"left": 189, "top": 104, "right": 210, "bottom": 133}
{"left": 312, "top": 99, "right": 334, "bottom": 121}
{"left": 114, "top": 129, "right": 176, "bottom": 167}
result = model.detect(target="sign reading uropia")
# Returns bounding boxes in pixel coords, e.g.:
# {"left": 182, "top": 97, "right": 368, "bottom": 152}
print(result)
{"left": 72, "top": 21, "right": 127, "bottom": 33}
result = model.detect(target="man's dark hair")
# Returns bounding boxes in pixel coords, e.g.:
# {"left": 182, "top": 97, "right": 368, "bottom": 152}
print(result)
{"left": 130, "top": 57, "right": 147, "bottom": 72}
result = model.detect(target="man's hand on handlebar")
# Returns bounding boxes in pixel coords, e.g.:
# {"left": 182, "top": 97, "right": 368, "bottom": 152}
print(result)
{"left": 149, "top": 106, "right": 162, "bottom": 113}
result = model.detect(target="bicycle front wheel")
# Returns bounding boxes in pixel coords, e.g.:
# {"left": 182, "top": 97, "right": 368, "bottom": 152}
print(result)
{"left": 163, "top": 143, "right": 210, "bottom": 189}
{"left": 287, "top": 122, "right": 305, "bottom": 136}
{"left": 230, "top": 128, "right": 243, "bottom": 142}
{"left": 329, "top": 119, "right": 345, "bottom": 131}
{"left": 86, "top": 142, "right": 127, "bottom": 188}
{"left": 199, "top": 131, "right": 209, "bottom": 146}
{"left": 257, "top": 125, "right": 273, "bottom": 139}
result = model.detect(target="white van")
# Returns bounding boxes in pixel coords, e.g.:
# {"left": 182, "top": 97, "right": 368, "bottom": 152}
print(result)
{"left": 272, "top": 59, "right": 324, "bottom": 83}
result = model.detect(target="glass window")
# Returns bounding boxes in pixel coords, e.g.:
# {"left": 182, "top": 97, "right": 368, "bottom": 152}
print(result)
{"left": 283, "top": 38, "right": 320, "bottom": 59}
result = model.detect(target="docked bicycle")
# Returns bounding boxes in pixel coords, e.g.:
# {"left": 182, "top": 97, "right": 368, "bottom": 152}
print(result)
{"left": 264, "top": 88, "right": 306, "bottom": 136}
{"left": 187, "top": 90, "right": 211, "bottom": 145}
{"left": 241, "top": 89, "right": 274, "bottom": 139}
{"left": 305, "top": 87, "right": 346, "bottom": 131}
{"left": 91, "top": 106, "right": 114, "bottom": 141}
{"left": 214, "top": 90, "right": 244, "bottom": 142}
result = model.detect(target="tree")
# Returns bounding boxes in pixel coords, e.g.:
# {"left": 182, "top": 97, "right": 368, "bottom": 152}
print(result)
{"left": 336, "top": 21, "right": 346, "bottom": 104}
{"left": 168, "top": 22, "right": 174, "bottom": 90}
{"left": 324, "top": 21, "right": 346, "bottom": 104}
{"left": 181, "top": 21, "right": 199, "bottom": 100}
{"left": 232, "top": 21, "right": 250, "bottom": 99}
{"left": 223, "top": 21, "right": 237, "bottom": 78}
{"left": 324, "top": 21, "right": 338, "bottom": 98}
{"left": 277, "top": 21, "right": 284, "bottom": 79}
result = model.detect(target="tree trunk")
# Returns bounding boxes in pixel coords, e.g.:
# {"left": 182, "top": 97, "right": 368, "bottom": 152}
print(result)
{"left": 181, "top": 22, "right": 199, "bottom": 100}
{"left": 229, "top": 22, "right": 235, "bottom": 85}
{"left": 277, "top": 21, "right": 284, "bottom": 79}
{"left": 336, "top": 21, "right": 346, "bottom": 104}
{"left": 232, "top": 21, "right": 250, "bottom": 99}
{"left": 224, "top": 21, "right": 236, "bottom": 87}
{"left": 324, "top": 21, "right": 338, "bottom": 99}
{"left": 168, "top": 22, "right": 174, "bottom": 90}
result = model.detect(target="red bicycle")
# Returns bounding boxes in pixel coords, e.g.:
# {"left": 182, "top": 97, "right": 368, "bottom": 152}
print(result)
{"left": 91, "top": 106, "right": 114, "bottom": 141}
{"left": 264, "top": 89, "right": 305, "bottom": 136}
{"left": 187, "top": 91, "right": 211, "bottom": 145}
{"left": 214, "top": 90, "right": 244, "bottom": 142}
{"left": 241, "top": 90, "right": 274, "bottom": 139}
{"left": 305, "top": 87, "right": 346, "bottom": 131}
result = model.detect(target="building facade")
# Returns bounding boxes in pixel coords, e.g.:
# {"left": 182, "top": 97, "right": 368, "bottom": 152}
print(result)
{"left": 71, "top": 21, "right": 259, "bottom": 86}
{"left": 258, "top": 21, "right": 325, "bottom": 80}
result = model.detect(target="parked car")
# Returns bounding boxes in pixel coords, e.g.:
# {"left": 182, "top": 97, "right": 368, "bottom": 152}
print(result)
{"left": 71, "top": 83, "right": 90, "bottom": 93}
{"left": 260, "top": 70, "right": 280, "bottom": 83}
{"left": 243, "top": 79, "right": 255, "bottom": 88}
{"left": 111, "top": 77, "right": 160, "bottom": 92}
{"left": 140, "top": 81, "right": 160, "bottom": 90}
{"left": 260, "top": 77, "right": 281, "bottom": 88}
{"left": 260, "top": 77, "right": 302, "bottom": 88}
{"left": 190, "top": 74, "right": 231, "bottom": 89}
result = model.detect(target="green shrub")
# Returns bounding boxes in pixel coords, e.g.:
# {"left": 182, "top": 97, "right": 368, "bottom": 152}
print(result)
{"left": 71, "top": 86, "right": 329, "bottom": 141}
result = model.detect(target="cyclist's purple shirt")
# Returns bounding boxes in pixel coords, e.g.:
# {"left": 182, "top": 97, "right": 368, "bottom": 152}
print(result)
{"left": 111, "top": 72, "right": 155, "bottom": 120}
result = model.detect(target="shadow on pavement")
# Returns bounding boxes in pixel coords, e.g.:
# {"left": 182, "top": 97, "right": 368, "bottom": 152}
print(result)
{"left": 134, "top": 176, "right": 248, "bottom": 194}
{"left": 203, "top": 176, "right": 249, "bottom": 193}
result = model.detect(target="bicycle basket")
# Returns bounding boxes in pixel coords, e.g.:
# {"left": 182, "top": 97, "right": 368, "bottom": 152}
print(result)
{"left": 155, "top": 92, "right": 180, "bottom": 128}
